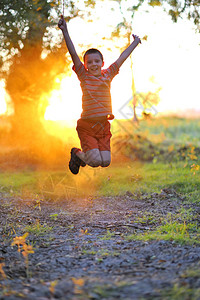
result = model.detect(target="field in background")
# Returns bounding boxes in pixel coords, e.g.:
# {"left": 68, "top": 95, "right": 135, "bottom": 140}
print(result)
{"left": 0, "top": 116, "right": 199, "bottom": 203}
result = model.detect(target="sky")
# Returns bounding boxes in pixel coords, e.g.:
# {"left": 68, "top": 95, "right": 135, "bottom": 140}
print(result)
{"left": 46, "top": 3, "right": 200, "bottom": 120}
{"left": 132, "top": 6, "right": 200, "bottom": 116}
{"left": 1, "top": 2, "right": 200, "bottom": 120}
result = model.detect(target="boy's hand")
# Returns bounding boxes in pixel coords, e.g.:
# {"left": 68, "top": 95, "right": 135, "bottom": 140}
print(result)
{"left": 132, "top": 34, "right": 141, "bottom": 44}
{"left": 58, "top": 16, "right": 67, "bottom": 31}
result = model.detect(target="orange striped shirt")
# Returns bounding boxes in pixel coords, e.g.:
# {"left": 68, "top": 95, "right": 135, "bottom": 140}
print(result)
{"left": 73, "top": 62, "right": 119, "bottom": 120}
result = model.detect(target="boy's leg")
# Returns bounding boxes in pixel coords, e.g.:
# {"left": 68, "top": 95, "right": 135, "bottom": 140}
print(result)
{"left": 97, "top": 122, "right": 111, "bottom": 167}
{"left": 76, "top": 148, "right": 102, "bottom": 167}
{"left": 100, "top": 150, "right": 111, "bottom": 167}
{"left": 76, "top": 119, "right": 103, "bottom": 168}
{"left": 79, "top": 122, "right": 111, "bottom": 168}
{"left": 76, "top": 149, "right": 110, "bottom": 168}
{"left": 71, "top": 119, "right": 111, "bottom": 172}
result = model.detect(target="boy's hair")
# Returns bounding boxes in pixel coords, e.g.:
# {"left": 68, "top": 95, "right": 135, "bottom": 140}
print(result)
{"left": 83, "top": 48, "right": 104, "bottom": 62}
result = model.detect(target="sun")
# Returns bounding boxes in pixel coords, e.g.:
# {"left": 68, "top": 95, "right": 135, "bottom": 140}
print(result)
{"left": 44, "top": 74, "right": 82, "bottom": 122}
{"left": 44, "top": 64, "right": 135, "bottom": 122}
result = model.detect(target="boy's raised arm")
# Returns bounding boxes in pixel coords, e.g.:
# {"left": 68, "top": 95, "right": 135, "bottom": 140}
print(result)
{"left": 58, "top": 17, "right": 81, "bottom": 69}
{"left": 115, "top": 34, "right": 141, "bottom": 68}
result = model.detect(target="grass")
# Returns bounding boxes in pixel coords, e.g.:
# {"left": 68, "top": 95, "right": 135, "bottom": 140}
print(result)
{"left": 0, "top": 116, "right": 199, "bottom": 202}
{"left": 115, "top": 117, "right": 200, "bottom": 145}
{"left": 0, "top": 160, "right": 199, "bottom": 202}
{"left": 126, "top": 221, "right": 200, "bottom": 245}
{"left": 162, "top": 284, "right": 200, "bottom": 300}
{"left": 0, "top": 172, "right": 38, "bottom": 194}
{"left": 126, "top": 206, "right": 200, "bottom": 245}
{"left": 23, "top": 220, "right": 53, "bottom": 236}
{"left": 94, "top": 161, "right": 200, "bottom": 202}
{"left": 0, "top": 117, "right": 199, "bottom": 298}
{"left": 99, "top": 230, "right": 116, "bottom": 240}
{"left": 162, "top": 266, "right": 200, "bottom": 300}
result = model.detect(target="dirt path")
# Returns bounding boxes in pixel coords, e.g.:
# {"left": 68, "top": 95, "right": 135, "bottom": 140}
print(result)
{"left": 0, "top": 190, "right": 200, "bottom": 299}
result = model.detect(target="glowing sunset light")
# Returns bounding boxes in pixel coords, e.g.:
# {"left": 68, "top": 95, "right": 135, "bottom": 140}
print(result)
{"left": 1, "top": 5, "right": 199, "bottom": 123}
{"left": 43, "top": 5, "right": 200, "bottom": 121}
{"left": 44, "top": 69, "right": 134, "bottom": 122}
{"left": 0, "top": 80, "right": 8, "bottom": 115}
{"left": 44, "top": 74, "right": 82, "bottom": 121}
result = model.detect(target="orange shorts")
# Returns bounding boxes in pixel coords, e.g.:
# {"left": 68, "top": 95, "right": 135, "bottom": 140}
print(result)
{"left": 76, "top": 118, "right": 112, "bottom": 152}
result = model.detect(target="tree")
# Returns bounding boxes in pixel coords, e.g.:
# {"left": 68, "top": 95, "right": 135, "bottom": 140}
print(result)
{"left": 0, "top": 0, "right": 199, "bottom": 139}
{"left": 0, "top": 0, "right": 94, "bottom": 165}
{"left": 112, "top": 0, "right": 200, "bottom": 32}
{"left": 160, "top": 0, "right": 200, "bottom": 31}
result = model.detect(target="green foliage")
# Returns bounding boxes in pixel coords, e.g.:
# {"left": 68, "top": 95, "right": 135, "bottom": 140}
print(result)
{"left": 0, "top": 0, "right": 82, "bottom": 61}
{"left": 0, "top": 162, "right": 199, "bottom": 203}
{"left": 82, "top": 246, "right": 119, "bottom": 259}
{"left": 0, "top": 0, "right": 97, "bottom": 148}
{"left": 140, "top": 117, "right": 200, "bottom": 144}
{"left": 182, "top": 267, "right": 200, "bottom": 279}
{"left": 126, "top": 201, "right": 200, "bottom": 245}
{"left": 84, "top": 0, "right": 96, "bottom": 8}
{"left": 148, "top": 0, "right": 161, "bottom": 6}
{"left": 0, "top": 117, "right": 199, "bottom": 201}
{"left": 99, "top": 230, "right": 116, "bottom": 240}
{"left": 111, "top": 0, "right": 200, "bottom": 36}
{"left": 0, "top": 172, "right": 38, "bottom": 194}
{"left": 49, "top": 213, "right": 59, "bottom": 221}
{"left": 127, "top": 221, "right": 200, "bottom": 245}
{"left": 23, "top": 220, "right": 53, "bottom": 236}
{"left": 163, "top": 283, "right": 200, "bottom": 300}
{"left": 0, "top": 0, "right": 53, "bottom": 57}
{"left": 169, "top": 0, "right": 200, "bottom": 31}
{"left": 112, "top": 117, "right": 200, "bottom": 167}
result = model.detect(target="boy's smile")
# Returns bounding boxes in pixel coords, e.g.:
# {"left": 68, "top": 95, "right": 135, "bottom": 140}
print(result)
{"left": 84, "top": 53, "right": 104, "bottom": 76}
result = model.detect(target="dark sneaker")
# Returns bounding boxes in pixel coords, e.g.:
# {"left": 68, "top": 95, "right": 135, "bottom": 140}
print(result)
{"left": 69, "top": 148, "right": 86, "bottom": 175}
{"left": 75, "top": 149, "right": 86, "bottom": 167}
{"left": 80, "top": 160, "right": 86, "bottom": 167}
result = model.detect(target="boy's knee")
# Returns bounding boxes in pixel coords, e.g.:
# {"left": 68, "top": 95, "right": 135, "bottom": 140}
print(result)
{"left": 100, "top": 151, "right": 111, "bottom": 168}
{"left": 86, "top": 149, "right": 102, "bottom": 167}
{"left": 101, "top": 160, "right": 111, "bottom": 167}
{"left": 88, "top": 159, "right": 102, "bottom": 167}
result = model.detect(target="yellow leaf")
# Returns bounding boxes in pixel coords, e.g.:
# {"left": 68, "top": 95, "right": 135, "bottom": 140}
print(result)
{"left": 80, "top": 228, "right": 88, "bottom": 235}
{"left": 23, "top": 244, "right": 34, "bottom": 254}
{"left": 11, "top": 233, "right": 28, "bottom": 247}
{"left": 189, "top": 154, "right": 197, "bottom": 160}
{"left": 190, "top": 146, "right": 195, "bottom": 153}
{"left": 71, "top": 278, "right": 84, "bottom": 286}
{"left": 0, "top": 263, "right": 6, "bottom": 279}
{"left": 149, "top": 0, "right": 161, "bottom": 6}
{"left": 49, "top": 280, "right": 58, "bottom": 294}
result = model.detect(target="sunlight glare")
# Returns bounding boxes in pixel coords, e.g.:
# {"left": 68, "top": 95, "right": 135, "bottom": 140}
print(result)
{"left": 44, "top": 74, "right": 82, "bottom": 122}
{"left": 44, "top": 4, "right": 200, "bottom": 121}
{"left": 0, "top": 80, "right": 8, "bottom": 115}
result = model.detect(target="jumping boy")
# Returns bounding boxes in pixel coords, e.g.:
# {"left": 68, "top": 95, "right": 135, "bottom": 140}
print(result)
{"left": 58, "top": 16, "right": 141, "bottom": 175}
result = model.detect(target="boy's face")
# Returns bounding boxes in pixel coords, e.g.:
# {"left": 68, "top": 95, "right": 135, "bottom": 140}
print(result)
{"left": 84, "top": 53, "right": 104, "bottom": 76}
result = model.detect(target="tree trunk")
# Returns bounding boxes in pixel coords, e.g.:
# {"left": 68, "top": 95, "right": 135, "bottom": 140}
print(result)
{"left": 4, "top": 37, "right": 67, "bottom": 167}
